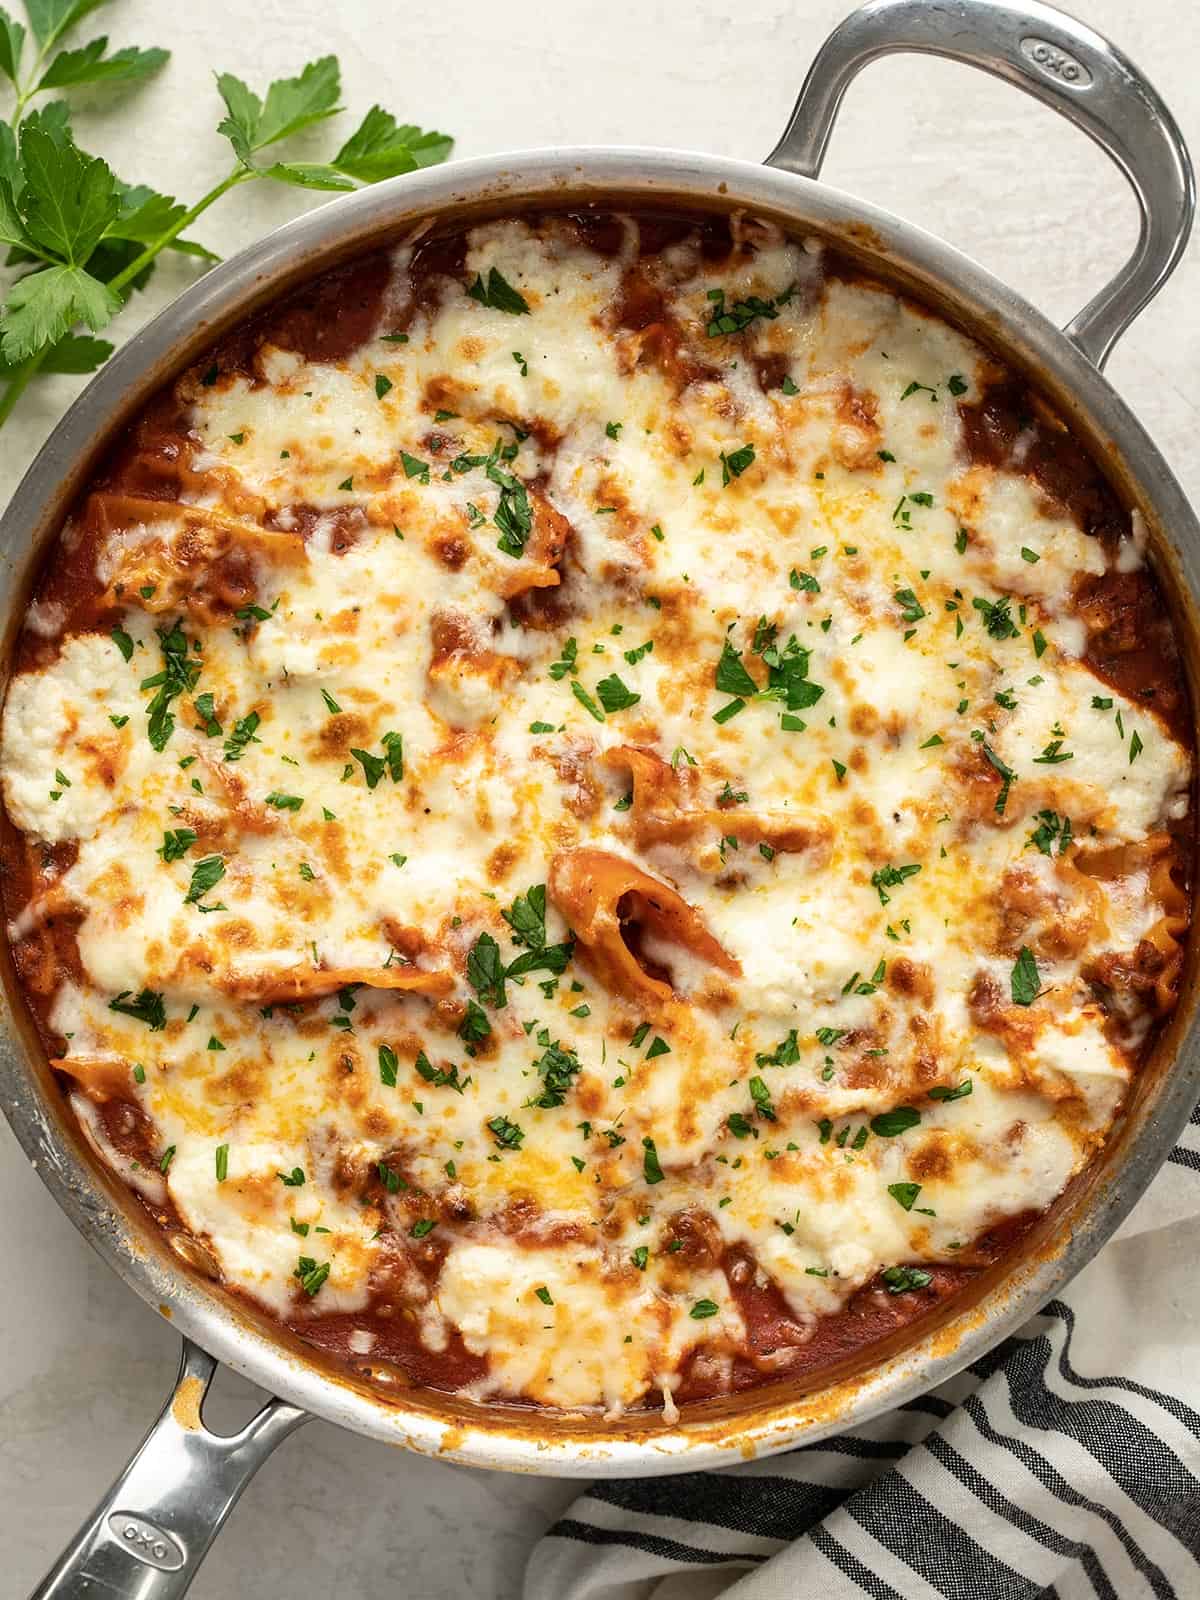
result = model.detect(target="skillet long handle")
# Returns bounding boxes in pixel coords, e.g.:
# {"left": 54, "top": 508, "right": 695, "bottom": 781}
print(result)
{"left": 765, "top": 0, "right": 1195, "bottom": 368}
{"left": 29, "top": 1337, "right": 306, "bottom": 1600}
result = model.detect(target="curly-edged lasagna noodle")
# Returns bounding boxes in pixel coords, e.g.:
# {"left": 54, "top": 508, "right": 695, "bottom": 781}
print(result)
{"left": 1, "top": 210, "right": 1192, "bottom": 1417}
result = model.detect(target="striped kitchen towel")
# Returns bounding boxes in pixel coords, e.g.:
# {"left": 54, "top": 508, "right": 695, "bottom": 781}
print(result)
{"left": 525, "top": 1105, "right": 1200, "bottom": 1599}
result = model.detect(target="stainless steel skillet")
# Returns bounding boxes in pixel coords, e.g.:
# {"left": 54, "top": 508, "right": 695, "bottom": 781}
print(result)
{"left": 1, "top": 1, "right": 1195, "bottom": 1594}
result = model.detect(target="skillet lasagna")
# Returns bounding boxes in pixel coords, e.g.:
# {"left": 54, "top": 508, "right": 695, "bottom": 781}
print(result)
{"left": 1, "top": 209, "right": 1192, "bottom": 1417}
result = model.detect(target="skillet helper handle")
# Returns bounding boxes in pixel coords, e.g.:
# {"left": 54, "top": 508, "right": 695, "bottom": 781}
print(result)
{"left": 765, "top": 0, "right": 1195, "bottom": 368}
{"left": 29, "top": 1338, "right": 306, "bottom": 1600}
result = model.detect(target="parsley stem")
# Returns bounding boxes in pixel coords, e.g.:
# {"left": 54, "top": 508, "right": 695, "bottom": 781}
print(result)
{"left": 0, "top": 348, "right": 47, "bottom": 428}
{"left": 104, "top": 169, "right": 251, "bottom": 296}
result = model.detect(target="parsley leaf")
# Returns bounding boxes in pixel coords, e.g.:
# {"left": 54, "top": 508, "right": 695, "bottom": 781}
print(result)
{"left": 184, "top": 854, "right": 225, "bottom": 905}
{"left": 216, "top": 57, "right": 342, "bottom": 166}
{"left": 332, "top": 106, "right": 452, "bottom": 183}
{"left": 596, "top": 672, "right": 640, "bottom": 713}
{"left": 502, "top": 883, "right": 546, "bottom": 950}
{"left": 719, "top": 443, "right": 755, "bottom": 484}
{"left": 38, "top": 37, "right": 168, "bottom": 91}
{"left": 887, "top": 1181, "right": 922, "bottom": 1211}
{"left": 642, "top": 1136, "right": 664, "bottom": 1184}
{"left": 870, "top": 862, "right": 921, "bottom": 906}
{"left": 487, "top": 1114, "right": 524, "bottom": 1150}
{"left": 109, "top": 987, "right": 166, "bottom": 1030}
{"left": 715, "top": 639, "right": 758, "bottom": 697}
{"left": 1011, "top": 945, "right": 1041, "bottom": 1006}
{"left": 157, "top": 827, "right": 196, "bottom": 862}
{"left": 467, "top": 266, "right": 529, "bottom": 315}
{"left": 526, "top": 1039, "right": 582, "bottom": 1109}
{"left": 468, "top": 931, "right": 507, "bottom": 1008}
{"left": 870, "top": 1106, "right": 921, "bottom": 1137}
{"left": 223, "top": 710, "right": 261, "bottom": 762}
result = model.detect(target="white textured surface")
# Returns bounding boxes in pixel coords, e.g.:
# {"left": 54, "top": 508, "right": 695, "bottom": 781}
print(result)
{"left": 0, "top": 0, "right": 1196, "bottom": 1595}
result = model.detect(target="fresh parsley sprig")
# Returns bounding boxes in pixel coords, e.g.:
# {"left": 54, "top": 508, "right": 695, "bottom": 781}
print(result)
{"left": 0, "top": 1, "right": 453, "bottom": 426}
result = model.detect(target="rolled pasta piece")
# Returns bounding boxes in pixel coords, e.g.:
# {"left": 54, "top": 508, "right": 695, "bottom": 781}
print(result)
{"left": 92, "top": 494, "right": 305, "bottom": 622}
{"left": 548, "top": 847, "right": 740, "bottom": 1003}
{"left": 605, "top": 745, "right": 829, "bottom": 858}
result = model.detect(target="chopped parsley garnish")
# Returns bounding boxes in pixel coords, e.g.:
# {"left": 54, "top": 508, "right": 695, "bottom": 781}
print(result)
{"left": 415, "top": 1052, "right": 470, "bottom": 1093}
{"left": 870, "top": 1106, "right": 921, "bottom": 1137}
{"left": 881, "top": 1265, "right": 932, "bottom": 1294}
{"left": 715, "top": 639, "right": 758, "bottom": 697}
{"left": 570, "top": 680, "right": 605, "bottom": 722}
{"left": 375, "top": 374, "right": 392, "bottom": 400}
{"left": 109, "top": 989, "right": 166, "bottom": 1030}
{"left": 487, "top": 1114, "right": 525, "bottom": 1150}
{"left": 111, "top": 626, "right": 134, "bottom": 661}
{"left": 193, "top": 692, "right": 221, "bottom": 736}
{"left": 549, "top": 637, "right": 578, "bottom": 680}
{"left": 689, "top": 1298, "right": 720, "bottom": 1319}
{"left": 869, "top": 862, "right": 921, "bottom": 906}
{"left": 642, "top": 1136, "right": 665, "bottom": 1184}
{"left": 184, "top": 855, "right": 225, "bottom": 906}
{"left": 704, "top": 282, "right": 793, "bottom": 336}
{"left": 277, "top": 1167, "right": 305, "bottom": 1186}
{"left": 973, "top": 595, "right": 1019, "bottom": 639}
{"left": 458, "top": 999, "right": 492, "bottom": 1044}
{"left": 756, "top": 1029, "right": 800, "bottom": 1068}
{"left": 503, "top": 884, "right": 547, "bottom": 949}
{"left": 1027, "top": 809, "right": 1073, "bottom": 857}
{"left": 1032, "top": 736, "right": 1073, "bottom": 765}
{"left": 893, "top": 587, "right": 925, "bottom": 623}
{"left": 223, "top": 710, "right": 261, "bottom": 762}
{"left": 294, "top": 1256, "right": 330, "bottom": 1296}
{"left": 526, "top": 1039, "right": 582, "bottom": 1108}
{"left": 887, "top": 1181, "right": 923, "bottom": 1211}
{"left": 980, "top": 742, "right": 1016, "bottom": 814}
{"left": 468, "top": 932, "right": 508, "bottom": 1008}
{"left": 596, "top": 673, "right": 640, "bottom": 713}
{"left": 265, "top": 792, "right": 303, "bottom": 811}
{"left": 1010, "top": 945, "right": 1041, "bottom": 1006}
{"left": 632, "top": 1245, "right": 649, "bottom": 1270}
{"left": 141, "top": 620, "right": 201, "bottom": 752}
{"left": 928, "top": 1079, "right": 973, "bottom": 1102}
{"left": 467, "top": 267, "right": 530, "bottom": 314}
{"left": 719, "top": 443, "right": 755, "bottom": 484}
{"left": 410, "top": 1218, "right": 438, "bottom": 1239}
{"left": 215, "top": 1144, "right": 229, "bottom": 1183}
{"left": 790, "top": 569, "right": 820, "bottom": 593}
{"left": 158, "top": 827, "right": 196, "bottom": 862}
{"left": 378, "top": 1044, "right": 398, "bottom": 1087}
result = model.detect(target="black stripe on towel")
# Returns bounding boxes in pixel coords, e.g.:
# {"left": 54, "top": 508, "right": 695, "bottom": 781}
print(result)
{"left": 548, "top": 1517, "right": 764, "bottom": 1567}
{"left": 1042, "top": 1299, "right": 1200, "bottom": 1440}
{"left": 588, "top": 1471, "right": 842, "bottom": 1540}
{"left": 963, "top": 1392, "right": 1166, "bottom": 1600}
{"left": 925, "top": 1433, "right": 1118, "bottom": 1600}
{"left": 847, "top": 1471, "right": 1040, "bottom": 1599}
{"left": 809, "top": 1524, "right": 909, "bottom": 1600}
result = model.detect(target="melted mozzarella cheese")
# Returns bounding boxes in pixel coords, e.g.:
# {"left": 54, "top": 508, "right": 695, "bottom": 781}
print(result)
{"left": 2, "top": 214, "right": 1189, "bottom": 1414}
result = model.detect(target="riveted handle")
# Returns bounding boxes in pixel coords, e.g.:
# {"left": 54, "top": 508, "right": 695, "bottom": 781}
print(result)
{"left": 766, "top": 0, "right": 1194, "bottom": 368}
{"left": 30, "top": 1338, "right": 307, "bottom": 1600}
